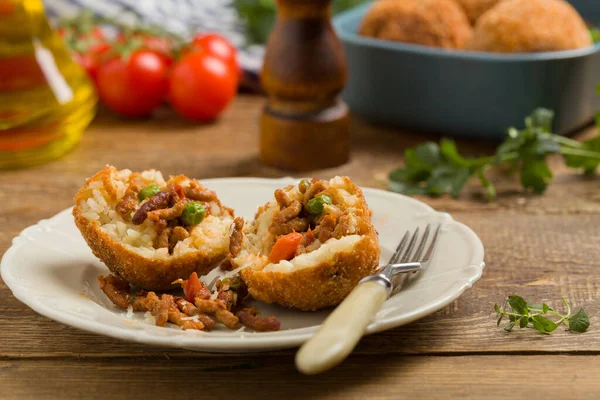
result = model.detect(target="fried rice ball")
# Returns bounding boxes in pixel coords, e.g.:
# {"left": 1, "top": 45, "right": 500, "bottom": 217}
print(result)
{"left": 228, "top": 177, "right": 380, "bottom": 311}
{"left": 470, "top": 0, "right": 592, "bottom": 52}
{"left": 73, "top": 166, "right": 234, "bottom": 291}
{"left": 455, "top": 0, "right": 503, "bottom": 24}
{"left": 358, "top": 0, "right": 473, "bottom": 50}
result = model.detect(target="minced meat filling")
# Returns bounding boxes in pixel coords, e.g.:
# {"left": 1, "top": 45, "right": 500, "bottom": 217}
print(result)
{"left": 99, "top": 274, "right": 281, "bottom": 332}
{"left": 115, "top": 178, "right": 220, "bottom": 254}
{"left": 267, "top": 179, "right": 354, "bottom": 257}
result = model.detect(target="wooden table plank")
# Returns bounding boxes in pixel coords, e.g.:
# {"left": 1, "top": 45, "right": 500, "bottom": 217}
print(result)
{"left": 1, "top": 95, "right": 600, "bottom": 395}
{"left": 1, "top": 355, "right": 599, "bottom": 399}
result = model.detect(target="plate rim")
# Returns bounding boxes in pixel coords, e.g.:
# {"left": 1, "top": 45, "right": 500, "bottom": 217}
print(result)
{"left": 1, "top": 177, "right": 485, "bottom": 351}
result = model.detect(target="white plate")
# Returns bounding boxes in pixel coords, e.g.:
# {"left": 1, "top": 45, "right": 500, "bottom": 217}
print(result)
{"left": 1, "top": 178, "right": 485, "bottom": 352}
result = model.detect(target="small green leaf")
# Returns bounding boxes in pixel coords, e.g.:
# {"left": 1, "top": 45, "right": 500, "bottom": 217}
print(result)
{"left": 504, "top": 322, "right": 516, "bottom": 332}
{"left": 569, "top": 309, "right": 590, "bottom": 333}
{"left": 563, "top": 135, "right": 600, "bottom": 175}
{"left": 509, "top": 314, "right": 518, "bottom": 322}
{"left": 508, "top": 295, "right": 529, "bottom": 315}
{"left": 519, "top": 316, "right": 528, "bottom": 328}
{"left": 450, "top": 167, "right": 472, "bottom": 198}
{"left": 527, "top": 108, "right": 554, "bottom": 131}
{"left": 440, "top": 139, "right": 471, "bottom": 167}
{"left": 413, "top": 142, "right": 441, "bottom": 165}
{"left": 497, "top": 313, "right": 504, "bottom": 327}
{"left": 531, "top": 315, "right": 558, "bottom": 334}
{"left": 521, "top": 159, "right": 553, "bottom": 194}
{"left": 542, "top": 304, "right": 550, "bottom": 314}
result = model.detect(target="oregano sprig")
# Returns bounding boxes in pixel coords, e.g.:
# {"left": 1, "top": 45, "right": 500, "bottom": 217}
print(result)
{"left": 494, "top": 295, "right": 590, "bottom": 334}
{"left": 388, "top": 108, "right": 600, "bottom": 200}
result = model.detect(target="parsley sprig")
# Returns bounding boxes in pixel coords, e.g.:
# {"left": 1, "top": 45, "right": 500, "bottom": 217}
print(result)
{"left": 388, "top": 108, "right": 600, "bottom": 199}
{"left": 495, "top": 296, "right": 590, "bottom": 334}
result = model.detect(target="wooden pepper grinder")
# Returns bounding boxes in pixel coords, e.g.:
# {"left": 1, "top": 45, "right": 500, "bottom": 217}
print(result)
{"left": 260, "top": 0, "right": 350, "bottom": 171}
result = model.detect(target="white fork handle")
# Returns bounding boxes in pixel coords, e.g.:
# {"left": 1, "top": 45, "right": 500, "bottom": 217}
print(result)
{"left": 295, "top": 281, "right": 388, "bottom": 375}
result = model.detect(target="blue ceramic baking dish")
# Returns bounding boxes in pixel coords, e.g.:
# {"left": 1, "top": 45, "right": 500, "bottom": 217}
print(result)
{"left": 334, "top": 1, "right": 600, "bottom": 139}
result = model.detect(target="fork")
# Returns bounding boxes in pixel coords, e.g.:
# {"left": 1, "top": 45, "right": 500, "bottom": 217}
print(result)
{"left": 295, "top": 224, "right": 441, "bottom": 375}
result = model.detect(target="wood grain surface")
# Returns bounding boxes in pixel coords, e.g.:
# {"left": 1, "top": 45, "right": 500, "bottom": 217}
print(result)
{"left": 1, "top": 95, "right": 600, "bottom": 399}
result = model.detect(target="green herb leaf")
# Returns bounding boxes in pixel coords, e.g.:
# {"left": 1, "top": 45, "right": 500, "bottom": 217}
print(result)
{"left": 504, "top": 322, "right": 516, "bottom": 332}
{"left": 497, "top": 313, "right": 504, "bottom": 327}
{"left": 526, "top": 108, "right": 554, "bottom": 132}
{"left": 508, "top": 295, "right": 529, "bottom": 315}
{"left": 521, "top": 159, "right": 553, "bottom": 194}
{"left": 542, "top": 304, "right": 550, "bottom": 314}
{"left": 494, "top": 304, "right": 501, "bottom": 313}
{"left": 519, "top": 316, "right": 529, "bottom": 328}
{"left": 531, "top": 315, "right": 558, "bottom": 334}
{"left": 563, "top": 135, "right": 600, "bottom": 174}
{"left": 569, "top": 309, "right": 590, "bottom": 333}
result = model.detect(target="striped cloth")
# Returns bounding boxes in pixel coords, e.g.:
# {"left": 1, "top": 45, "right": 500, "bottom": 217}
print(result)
{"left": 43, "top": 0, "right": 265, "bottom": 72}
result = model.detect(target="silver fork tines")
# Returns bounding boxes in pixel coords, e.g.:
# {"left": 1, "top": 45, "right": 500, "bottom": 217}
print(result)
{"left": 360, "top": 224, "right": 441, "bottom": 295}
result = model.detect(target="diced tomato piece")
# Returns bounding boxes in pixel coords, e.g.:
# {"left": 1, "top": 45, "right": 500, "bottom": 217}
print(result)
{"left": 182, "top": 272, "right": 203, "bottom": 302}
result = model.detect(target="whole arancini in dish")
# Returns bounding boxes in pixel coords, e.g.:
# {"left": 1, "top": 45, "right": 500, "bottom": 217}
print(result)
{"left": 359, "top": 0, "right": 473, "bottom": 50}
{"left": 73, "top": 166, "right": 235, "bottom": 291}
{"left": 228, "top": 177, "right": 380, "bottom": 311}
{"left": 470, "top": 0, "right": 592, "bottom": 52}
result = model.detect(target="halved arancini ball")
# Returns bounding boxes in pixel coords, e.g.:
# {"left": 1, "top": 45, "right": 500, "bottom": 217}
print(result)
{"left": 229, "top": 176, "right": 380, "bottom": 311}
{"left": 73, "top": 166, "right": 234, "bottom": 291}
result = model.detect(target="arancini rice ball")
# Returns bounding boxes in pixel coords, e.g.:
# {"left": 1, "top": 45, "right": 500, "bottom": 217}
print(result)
{"left": 470, "top": 0, "right": 592, "bottom": 52}
{"left": 359, "top": 0, "right": 473, "bottom": 50}
{"left": 73, "top": 166, "right": 235, "bottom": 291}
{"left": 228, "top": 177, "right": 380, "bottom": 311}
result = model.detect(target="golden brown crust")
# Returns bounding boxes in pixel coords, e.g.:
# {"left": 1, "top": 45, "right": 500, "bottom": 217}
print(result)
{"left": 240, "top": 234, "right": 379, "bottom": 311}
{"left": 73, "top": 166, "right": 232, "bottom": 291}
{"left": 359, "top": 0, "right": 473, "bottom": 50}
{"left": 470, "top": 0, "right": 592, "bottom": 53}
{"left": 74, "top": 206, "right": 225, "bottom": 291}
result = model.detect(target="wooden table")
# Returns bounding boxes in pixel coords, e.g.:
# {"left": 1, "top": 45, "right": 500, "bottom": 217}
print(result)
{"left": 1, "top": 95, "right": 599, "bottom": 399}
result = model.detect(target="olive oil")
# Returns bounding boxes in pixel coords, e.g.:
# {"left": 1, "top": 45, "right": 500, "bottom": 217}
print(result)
{"left": 0, "top": 0, "right": 96, "bottom": 168}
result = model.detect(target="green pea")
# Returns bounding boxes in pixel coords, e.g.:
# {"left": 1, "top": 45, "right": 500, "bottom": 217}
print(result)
{"left": 181, "top": 202, "right": 206, "bottom": 226}
{"left": 138, "top": 185, "right": 161, "bottom": 201}
{"left": 298, "top": 179, "right": 310, "bottom": 194}
{"left": 306, "top": 195, "right": 332, "bottom": 215}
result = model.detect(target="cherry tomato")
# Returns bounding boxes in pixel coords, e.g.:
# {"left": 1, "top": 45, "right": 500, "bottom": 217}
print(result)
{"left": 168, "top": 52, "right": 237, "bottom": 122}
{"left": 96, "top": 50, "right": 169, "bottom": 118}
{"left": 191, "top": 33, "right": 241, "bottom": 80}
